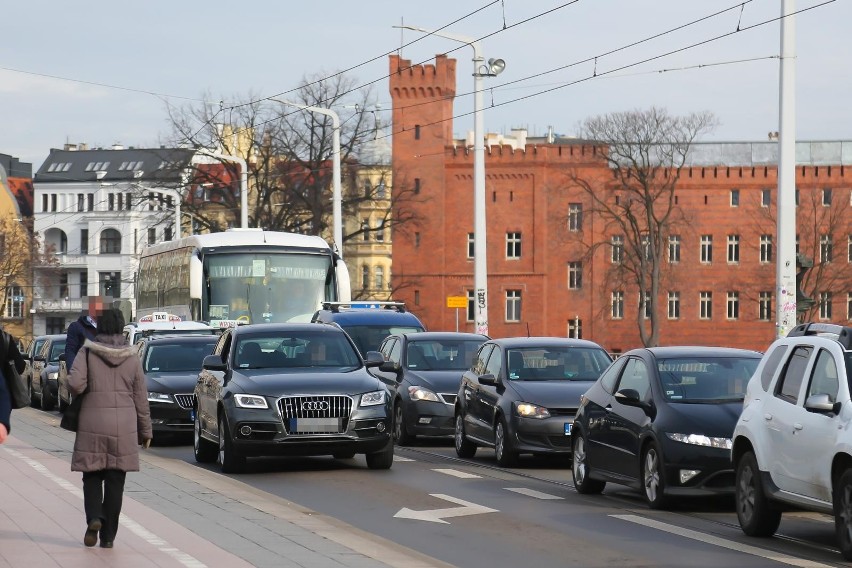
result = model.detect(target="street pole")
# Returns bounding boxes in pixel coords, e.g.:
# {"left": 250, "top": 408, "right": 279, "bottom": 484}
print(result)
{"left": 395, "top": 26, "right": 504, "bottom": 337}
{"left": 193, "top": 148, "right": 249, "bottom": 229}
{"left": 776, "top": 0, "right": 797, "bottom": 338}
{"left": 270, "top": 98, "right": 343, "bottom": 259}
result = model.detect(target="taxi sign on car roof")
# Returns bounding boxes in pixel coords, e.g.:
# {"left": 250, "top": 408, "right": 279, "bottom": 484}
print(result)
{"left": 138, "top": 312, "right": 182, "bottom": 323}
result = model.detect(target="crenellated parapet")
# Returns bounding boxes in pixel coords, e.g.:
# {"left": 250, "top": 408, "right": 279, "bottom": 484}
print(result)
{"left": 389, "top": 54, "right": 457, "bottom": 100}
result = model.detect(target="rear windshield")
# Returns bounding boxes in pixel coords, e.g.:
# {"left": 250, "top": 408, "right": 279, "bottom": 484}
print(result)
{"left": 144, "top": 342, "right": 217, "bottom": 373}
{"left": 658, "top": 356, "right": 761, "bottom": 402}
{"left": 340, "top": 324, "right": 424, "bottom": 355}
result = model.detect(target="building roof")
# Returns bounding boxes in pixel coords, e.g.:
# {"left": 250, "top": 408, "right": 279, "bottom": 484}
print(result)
{"left": 35, "top": 147, "right": 196, "bottom": 183}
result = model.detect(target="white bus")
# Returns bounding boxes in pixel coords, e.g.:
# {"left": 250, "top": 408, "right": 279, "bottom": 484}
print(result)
{"left": 136, "top": 229, "right": 351, "bottom": 328}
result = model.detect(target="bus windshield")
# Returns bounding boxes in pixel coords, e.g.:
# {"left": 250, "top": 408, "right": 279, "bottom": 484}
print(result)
{"left": 205, "top": 252, "right": 334, "bottom": 326}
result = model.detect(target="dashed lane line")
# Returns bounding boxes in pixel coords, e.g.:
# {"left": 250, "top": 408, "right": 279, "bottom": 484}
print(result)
{"left": 504, "top": 487, "right": 563, "bottom": 500}
{"left": 432, "top": 468, "right": 482, "bottom": 479}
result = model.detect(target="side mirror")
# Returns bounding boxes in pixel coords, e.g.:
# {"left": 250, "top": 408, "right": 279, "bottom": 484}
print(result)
{"left": 805, "top": 393, "right": 839, "bottom": 414}
{"left": 202, "top": 355, "right": 227, "bottom": 372}
{"left": 615, "top": 388, "right": 655, "bottom": 417}
{"left": 478, "top": 373, "right": 499, "bottom": 386}
{"left": 364, "top": 351, "right": 385, "bottom": 368}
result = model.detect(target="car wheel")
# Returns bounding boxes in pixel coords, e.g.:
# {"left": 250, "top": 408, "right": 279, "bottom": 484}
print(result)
{"left": 194, "top": 413, "right": 217, "bottom": 463}
{"left": 393, "top": 401, "right": 414, "bottom": 446}
{"left": 573, "top": 431, "right": 605, "bottom": 494}
{"left": 642, "top": 442, "right": 667, "bottom": 509}
{"left": 366, "top": 439, "right": 394, "bottom": 470}
{"left": 454, "top": 413, "right": 476, "bottom": 458}
{"left": 494, "top": 416, "right": 518, "bottom": 467}
{"left": 736, "top": 451, "right": 781, "bottom": 536}
{"left": 40, "top": 379, "right": 55, "bottom": 412}
{"left": 835, "top": 469, "right": 852, "bottom": 560}
{"left": 218, "top": 413, "right": 246, "bottom": 473}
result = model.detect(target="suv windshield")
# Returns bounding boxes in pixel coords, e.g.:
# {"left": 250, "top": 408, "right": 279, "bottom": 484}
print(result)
{"left": 144, "top": 342, "right": 217, "bottom": 373}
{"left": 506, "top": 347, "right": 612, "bottom": 381}
{"left": 406, "top": 340, "right": 484, "bottom": 371}
{"left": 342, "top": 325, "right": 423, "bottom": 355}
{"left": 235, "top": 332, "right": 361, "bottom": 370}
{"left": 658, "top": 356, "right": 760, "bottom": 402}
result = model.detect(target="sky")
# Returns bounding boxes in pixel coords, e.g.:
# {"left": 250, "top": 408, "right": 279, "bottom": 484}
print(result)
{"left": 1, "top": 0, "right": 848, "bottom": 170}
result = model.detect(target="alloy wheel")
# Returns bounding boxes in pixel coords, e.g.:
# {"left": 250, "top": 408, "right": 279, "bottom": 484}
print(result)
{"left": 573, "top": 435, "right": 587, "bottom": 485}
{"left": 644, "top": 448, "right": 661, "bottom": 503}
{"left": 738, "top": 462, "right": 756, "bottom": 522}
{"left": 495, "top": 422, "right": 506, "bottom": 461}
{"left": 840, "top": 483, "right": 852, "bottom": 546}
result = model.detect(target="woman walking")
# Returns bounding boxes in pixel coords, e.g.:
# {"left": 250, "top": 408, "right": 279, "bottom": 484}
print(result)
{"left": 67, "top": 308, "right": 152, "bottom": 548}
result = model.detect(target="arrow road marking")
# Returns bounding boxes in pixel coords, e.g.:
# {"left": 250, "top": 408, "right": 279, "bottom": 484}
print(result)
{"left": 432, "top": 468, "right": 481, "bottom": 479}
{"left": 504, "top": 487, "right": 563, "bottom": 500}
{"left": 394, "top": 494, "right": 499, "bottom": 524}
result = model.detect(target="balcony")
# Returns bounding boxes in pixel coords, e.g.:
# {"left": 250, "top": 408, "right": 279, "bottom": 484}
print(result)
{"left": 34, "top": 298, "right": 83, "bottom": 313}
{"left": 34, "top": 254, "right": 89, "bottom": 269}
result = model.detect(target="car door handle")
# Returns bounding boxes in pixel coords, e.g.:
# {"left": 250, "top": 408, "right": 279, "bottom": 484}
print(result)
{"left": 764, "top": 413, "right": 773, "bottom": 421}
{"left": 793, "top": 423, "right": 803, "bottom": 431}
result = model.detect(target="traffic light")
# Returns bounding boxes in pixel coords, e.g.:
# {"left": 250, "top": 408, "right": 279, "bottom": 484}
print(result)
{"left": 796, "top": 253, "right": 815, "bottom": 314}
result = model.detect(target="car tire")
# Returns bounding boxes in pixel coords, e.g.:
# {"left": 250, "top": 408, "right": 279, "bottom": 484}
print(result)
{"left": 454, "top": 413, "right": 477, "bottom": 458}
{"left": 366, "top": 439, "right": 394, "bottom": 470}
{"left": 642, "top": 441, "right": 668, "bottom": 509}
{"left": 494, "top": 416, "right": 518, "bottom": 467}
{"left": 28, "top": 380, "right": 38, "bottom": 408}
{"left": 194, "top": 413, "right": 217, "bottom": 463}
{"left": 333, "top": 451, "right": 356, "bottom": 459}
{"left": 393, "top": 401, "right": 414, "bottom": 446}
{"left": 573, "top": 431, "right": 605, "bottom": 494}
{"left": 835, "top": 469, "right": 852, "bottom": 560}
{"left": 40, "top": 379, "right": 55, "bottom": 412}
{"left": 736, "top": 451, "right": 781, "bottom": 537}
{"left": 218, "top": 413, "right": 246, "bottom": 473}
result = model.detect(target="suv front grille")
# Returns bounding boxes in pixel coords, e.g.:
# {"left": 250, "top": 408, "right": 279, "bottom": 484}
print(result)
{"left": 174, "top": 394, "right": 196, "bottom": 409}
{"left": 279, "top": 395, "right": 353, "bottom": 435}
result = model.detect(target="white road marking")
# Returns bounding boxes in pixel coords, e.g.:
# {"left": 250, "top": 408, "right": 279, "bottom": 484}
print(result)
{"left": 394, "top": 493, "right": 498, "bottom": 524}
{"left": 393, "top": 456, "right": 415, "bottom": 462}
{"left": 504, "top": 487, "right": 563, "bottom": 500}
{"left": 4, "top": 446, "right": 207, "bottom": 568}
{"left": 612, "top": 514, "right": 834, "bottom": 568}
{"left": 432, "top": 468, "right": 481, "bottom": 479}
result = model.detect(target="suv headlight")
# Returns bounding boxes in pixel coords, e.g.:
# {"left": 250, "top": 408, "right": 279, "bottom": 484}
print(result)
{"left": 234, "top": 394, "right": 268, "bottom": 409}
{"left": 408, "top": 386, "right": 439, "bottom": 402}
{"left": 360, "top": 391, "right": 386, "bottom": 407}
{"left": 515, "top": 402, "right": 551, "bottom": 419}
{"left": 666, "top": 432, "right": 732, "bottom": 449}
{"left": 147, "top": 392, "right": 173, "bottom": 403}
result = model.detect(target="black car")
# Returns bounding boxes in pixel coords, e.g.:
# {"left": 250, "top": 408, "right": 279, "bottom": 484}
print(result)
{"left": 454, "top": 337, "right": 612, "bottom": 467}
{"left": 31, "top": 334, "right": 66, "bottom": 411}
{"left": 193, "top": 323, "right": 394, "bottom": 473}
{"left": 312, "top": 302, "right": 425, "bottom": 355}
{"left": 571, "top": 346, "right": 762, "bottom": 508}
{"left": 373, "top": 331, "right": 488, "bottom": 444}
{"left": 22, "top": 335, "right": 50, "bottom": 405}
{"left": 138, "top": 335, "right": 218, "bottom": 437}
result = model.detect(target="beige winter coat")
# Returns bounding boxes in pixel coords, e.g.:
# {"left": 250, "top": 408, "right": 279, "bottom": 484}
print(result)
{"left": 68, "top": 335, "right": 152, "bottom": 472}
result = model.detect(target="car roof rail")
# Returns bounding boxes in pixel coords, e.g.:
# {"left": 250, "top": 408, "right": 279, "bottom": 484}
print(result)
{"left": 320, "top": 301, "right": 408, "bottom": 313}
{"left": 787, "top": 322, "right": 852, "bottom": 349}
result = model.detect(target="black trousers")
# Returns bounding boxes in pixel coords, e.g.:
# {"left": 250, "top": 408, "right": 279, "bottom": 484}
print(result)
{"left": 82, "top": 469, "right": 126, "bottom": 542}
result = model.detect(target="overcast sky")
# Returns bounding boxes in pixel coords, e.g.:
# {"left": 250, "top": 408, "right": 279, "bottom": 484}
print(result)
{"left": 1, "top": 0, "right": 847, "bottom": 169}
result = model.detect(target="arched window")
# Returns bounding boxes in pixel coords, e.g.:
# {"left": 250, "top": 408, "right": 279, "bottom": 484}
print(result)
{"left": 100, "top": 229, "right": 122, "bottom": 254}
{"left": 375, "top": 266, "right": 384, "bottom": 290}
{"left": 59, "top": 231, "right": 68, "bottom": 254}
{"left": 361, "top": 265, "right": 370, "bottom": 289}
{"left": 5, "top": 284, "right": 24, "bottom": 318}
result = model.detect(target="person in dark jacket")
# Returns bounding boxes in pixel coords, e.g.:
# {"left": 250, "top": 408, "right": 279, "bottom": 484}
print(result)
{"left": 0, "top": 328, "right": 26, "bottom": 443}
{"left": 65, "top": 295, "right": 104, "bottom": 372}
{"left": 68, "top": 308, "right": 152, "bottom": 548}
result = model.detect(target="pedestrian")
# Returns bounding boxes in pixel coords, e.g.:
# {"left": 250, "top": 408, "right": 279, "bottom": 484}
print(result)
{"left": 67, "top": 308, "right": 152, "bottom": 548}
{"left": 0, "top": 327, "right": 26, "bottom": 444}
{"left": 65, "top": 295, "right": 104, "bottom": 372}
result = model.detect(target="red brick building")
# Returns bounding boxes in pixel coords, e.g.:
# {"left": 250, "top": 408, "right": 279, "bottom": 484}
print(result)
{"left": 389, "top": 54, "right": 852, "bottom": 353}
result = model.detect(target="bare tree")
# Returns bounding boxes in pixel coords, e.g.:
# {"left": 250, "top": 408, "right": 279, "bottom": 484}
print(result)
{"left": 566, "top": 107, "right": 716, "bottom": 346}
{"left": 0, "top": 215, "right": 58, "bottom": 312}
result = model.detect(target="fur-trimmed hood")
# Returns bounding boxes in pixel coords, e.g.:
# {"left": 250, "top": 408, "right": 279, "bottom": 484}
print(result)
{"left": 83, "top": 336, "right": 136, "bottom": 367}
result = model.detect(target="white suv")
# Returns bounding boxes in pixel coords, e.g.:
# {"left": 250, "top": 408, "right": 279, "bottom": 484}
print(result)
{"left": 732, "top": 322, "right": 852, "bottom": 560}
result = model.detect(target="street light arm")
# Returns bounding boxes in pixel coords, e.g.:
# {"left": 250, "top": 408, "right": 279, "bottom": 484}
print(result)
{"left": 393, "top": 25, "right": 482, "bottom": 59}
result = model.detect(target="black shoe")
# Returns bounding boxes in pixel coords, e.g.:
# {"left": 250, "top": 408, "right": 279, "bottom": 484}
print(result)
{"left": 99, "top": 540, "right": 113, "bottom": 549}
{"left": 84, "top": 519, "right": 102, "bottom": 547}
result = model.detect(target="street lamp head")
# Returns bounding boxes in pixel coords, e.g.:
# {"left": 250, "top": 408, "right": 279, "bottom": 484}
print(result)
{"left": 487, "top": 58, "right": 506, "bottom": 76}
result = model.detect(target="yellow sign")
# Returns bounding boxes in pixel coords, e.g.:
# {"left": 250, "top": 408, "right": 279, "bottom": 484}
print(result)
{"left": 446, "top": 296, "right": 467, "bottom": 309}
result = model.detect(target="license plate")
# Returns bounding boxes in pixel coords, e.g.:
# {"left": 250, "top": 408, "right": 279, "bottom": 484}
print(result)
{"left": 290, "top": 418, "right": 342, "bottom": 433}
{"left": 564, "top": 422, "right": 572, "bottom": 436}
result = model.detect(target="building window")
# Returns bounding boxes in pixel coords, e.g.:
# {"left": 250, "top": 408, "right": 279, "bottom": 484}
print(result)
{"left": 4, "top": 285, "right": 24, "bottom": 318}
{"left": 46, "top": 317, "right": 65, "bottom": 335}
{"left": 667, "top": 291, "right": 680, "bottom": 319}
{"left": 414, "top": 125, "right": 421, "bottom": 140}
{"left": 376, "top": 220, "right": 385, "bottom": 242}
{"left": 467, "top": 290, "right": 475, "bottom": 322}
{"left": 727, "top": 292, "right": 740, "bottom": 320}
{"left": 51, "top": 194, "right": 57, "bottom": 212}
{"left": 99, "top": 272, "right": 120, "bottom": 299}
{"left": 567, "top": 318, "right": 582, "bottom": 339}
{"left": 700, "top": 235, "right": 713, "bottom": 263}
{"left": 759, "top": 291, "right": 772, "bottom": 321}
{"left": 568, "top": 203, "right": 582, "bottom": 232}
{"left": 59, "top": 273, "right": 69, "bottom": 298}
{"left": 80, "top": 229, "right": 88, "bottom": 255}
{"left": 77, "top": 194, "right": 85, "bottom": 212}
{"left": 126, "top": 194, "right": 132, "bottom": 210}
{"left": 376, "top": 180, "right": 387, "bottom": 199}
{"left": 467, "top": 233, "right": 474, "bottom": 259}
{"left": 414, "top": 178, "right": 420, "bottom": 195}
{"left": 108, "top": 193, "right": 115, "bottom": 211}
{"left": 362, "top": 219, "right": 370, "bottom": 241}
{"left": 820, "top": 292, "right": 833, "bottom": 320}
{"left": 568, "top": 262, "right": 582, "bottom": 290}
{"left": 762, "top": 189, "right": 771, "bottom": 207}
{"left": 700, "top": 291, "right": 713, "bottom": 320}
{"left": 59, "top": 231, "right": 68, "bottom": 254}
{"left": 823, "top": 188, "right": 833, "bottom": 206}
{"left": 760, "top": 235, "right": 773, "bottom": 263}
{"left": 148, "top": 228, "right": 156, "bottom": 246}
{"left": 80, "top": 270, "right": 88, "bottom": 298}
{"left": 668, "top": 235, "right": 681, "bottom": 263}
{"left": 727, "top": 235, "right": 740, "bottom": 263}
{"left": 611, "top": 235, "right": 623, "bottom": 264}
{"left": 87, "top": 194, "right": 94, "bottom": 211}
{"left": 374, "top": 266, "right": 384, "bottom": 290}
{"left": 821, "top": 235, "right": 833, "bottom": 263}
{"left": 117, "top": 193, "right": 123, "bottom": 210}
{"left": 414, "top": 290, "right": 420, "bottom": 305}
{"left": 164, "top": 225, "right": 173, "bottom": 242}
{"left": 41, "top": 194, "right": 48, "bottom": 212}
{"left": 100, "top": 229, "right": 121, "bottom": 254}
{"left": 730, "top": 189, "right": 740, "bottom": 207}
{"left": 363, "top": 178, "right": 372, "bottom": 198}
{"left": 506, "top": 232, "right": 521, "bottom": 259}
{"left": 414, "top": 232, "right": 421, "bottom": 248}
{"left": 506, "top": 290, "right": 521, "bottom": 322}
{"left": 611, "top": 291, "right": 624, "bottom": 319}
{"left": 641, "top": 291, "right": 651, "bottom": 319}
{"left": 361, "top": 266, "right": 369, "bottom": 289}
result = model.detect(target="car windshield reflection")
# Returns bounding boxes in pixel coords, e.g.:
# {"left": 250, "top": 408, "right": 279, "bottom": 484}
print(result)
{"left": 235, "top": 332, "right": 361, "bottom": 370}
{"left": 506, "top": 347, "right": 611, "bottom": 381}
{"left": 406, "top": 340, "right": 485, "bottom": 371}
{"left": 657, "top": 357, "right": 760, "bottom": 403}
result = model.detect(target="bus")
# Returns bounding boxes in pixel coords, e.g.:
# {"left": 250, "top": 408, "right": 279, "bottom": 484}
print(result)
{"left": 136, "top": 229, "right": 351, "bottom": 328}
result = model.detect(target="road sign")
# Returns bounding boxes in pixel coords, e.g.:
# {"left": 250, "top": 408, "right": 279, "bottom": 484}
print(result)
{"left": 446, "top": 296, "right": 467, "bottom": 309}
{"left": 394, "top": 494, "right": 498, "bottom": 524}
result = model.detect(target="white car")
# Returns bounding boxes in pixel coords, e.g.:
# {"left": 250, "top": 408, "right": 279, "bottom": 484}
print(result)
{"left": 731, "top": 322, "right": 852, "bottom": 560}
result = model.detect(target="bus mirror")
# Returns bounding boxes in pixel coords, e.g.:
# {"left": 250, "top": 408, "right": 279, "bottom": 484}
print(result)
{"left": 336, "top": 258, "right": 352, "bottom": 303}
{"left": 189, "top": 254, "right": 203, "bottom": 299}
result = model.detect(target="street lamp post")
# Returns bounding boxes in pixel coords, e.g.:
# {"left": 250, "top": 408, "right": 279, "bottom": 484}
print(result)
{"left": 193, "top": 147, "right": 249, "bottom": 230}
{"left": 395, "top": 25, "right": 504, "bottom": 336}
{"left": 269, "top": 98, "right": 343, "bottom": 259}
